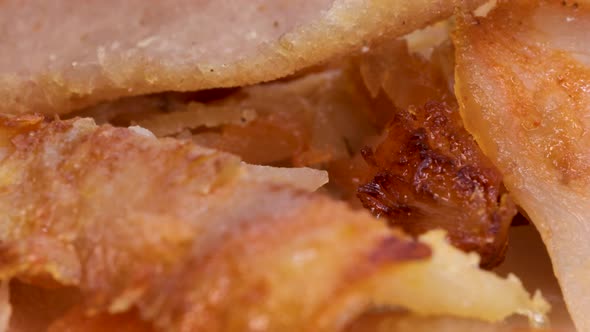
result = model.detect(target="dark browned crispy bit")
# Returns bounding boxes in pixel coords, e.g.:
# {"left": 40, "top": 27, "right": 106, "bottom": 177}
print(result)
{"left": 357, "top": 101, "right": 516, "bottom": 268}
{"left": 8, "top": 281, "right": 81, "bottom": 332}
{"left": 0, "top": 114, "right": 432, "bottom": 331}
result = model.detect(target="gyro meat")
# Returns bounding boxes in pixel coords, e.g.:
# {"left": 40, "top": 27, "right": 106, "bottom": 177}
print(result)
{"left": 0, "top": 0, "right": 486, "bottom": 115}
{"left": 0, "top": 116, "right": 546, "bottom": 331}
{"left": 73, "top": 69, "right": 378, "bottom": 167}
{"left": 454, "top": 0, "right": 590, "bottom": 329}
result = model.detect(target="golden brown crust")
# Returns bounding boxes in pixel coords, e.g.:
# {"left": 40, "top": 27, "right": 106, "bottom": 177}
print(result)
{"left": 453, "top": 0, "right": 590, "bottom": 329}
{"left": 0, "top": 116, "right": 547, "bottom": 331}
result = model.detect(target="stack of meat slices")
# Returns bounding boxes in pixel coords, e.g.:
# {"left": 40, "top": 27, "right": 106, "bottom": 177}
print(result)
{"left": 0, "top": 0, "right": 585, "bottom": 331}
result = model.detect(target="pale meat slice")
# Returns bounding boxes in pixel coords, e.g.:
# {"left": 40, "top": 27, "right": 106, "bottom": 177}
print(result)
{"left": 454, "top": 1, "right": 590, "bottom": 330}
{"left": 0, "top": 116, "right": 546, "bottom": 331}
{"left": 0, "top": 0, "right": 485, "bottom": 115}
{"left": 355, "top": 39, "right": 515, "bottom": 268}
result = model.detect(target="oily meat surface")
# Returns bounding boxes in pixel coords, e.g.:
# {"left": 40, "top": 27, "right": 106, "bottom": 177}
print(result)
{"left": 454, "top": 0, "right": 590, "bottom": 330}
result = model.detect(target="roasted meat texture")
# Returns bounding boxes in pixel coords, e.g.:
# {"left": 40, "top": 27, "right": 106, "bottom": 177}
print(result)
{"left": 46, "top": 308, "right": 155, "bottom": 332}
{"left": 72, "top": 29, "right": 515, "bottom": 268}
{"left": 0, "top": 0, "right": 486, "bottom": 115}
{"left": 8, "top": 281, "right": 81, "bottom": 332}
{"left": 69, "top": 38, "right": 462, "bottom": 205}
{"left": 0, "top": 116, "right": 547, "bottom": 331}
{"left": 358, "top": 100, "right": 516, "bottom": 268}
{"left": 454, "top": 0, "right": 590, "bottom": 330}
{"left": 352, "top": 36, "right": 515, "bottom": 268}
{"left": 326, "top": 37, "right": 460, "bottom": 204}
{"left": 348, "top": 226, "right": 576, "bottom": 332}
{"left": 73, "top": 66, "right": 381, "bottom": 204}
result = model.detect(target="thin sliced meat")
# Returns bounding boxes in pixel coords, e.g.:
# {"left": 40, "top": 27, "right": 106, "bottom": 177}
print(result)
{"left": 0, "top": 0, "right": 485, "bottom": 115}
{"left": 240, "top": 164, "right": 328, "bottom": 192}
{"left": 454, "top": 1, "right": 590, "bottom": 330}
{"left": 357, "top": 38, "right": 453, "bottom": 112}
{"left": 494, "top": 226, "right": 575, "bottom": 331}
{"left": 73, "top": 69, "right": 378, "bottom": 167}
{"left": 0, "top": 116, "right": 546, "bottom": 331}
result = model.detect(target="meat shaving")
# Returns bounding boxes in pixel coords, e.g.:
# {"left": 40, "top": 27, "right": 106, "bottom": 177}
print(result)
{"left": 0, "top": 0, "right": 484, "bottom": 115}
{"left": 358, "top": 101, "right": 515, "bottom": 268}
{"left": 0, "top": 115, "right": 546, "bottom": 331}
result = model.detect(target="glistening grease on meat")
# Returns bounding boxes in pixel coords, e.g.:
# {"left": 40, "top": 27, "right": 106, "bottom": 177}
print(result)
{"left": 454, "top": 0, "right": 590, "bottom": 330}
{"left": 0, "top": 116, "right": 546, "bottom": 331}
